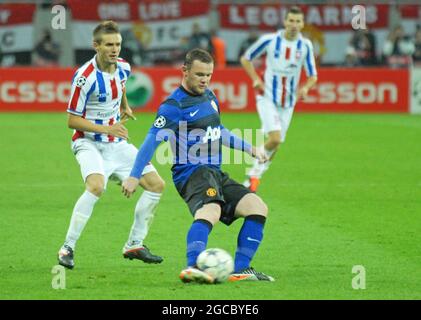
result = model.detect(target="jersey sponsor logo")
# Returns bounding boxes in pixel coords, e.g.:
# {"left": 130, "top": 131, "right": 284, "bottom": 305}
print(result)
{"left": 96, "top": 93, "right": 108, "bottom": 99}
{"left": 154, "top": 115, "right": 166, "bottom": 128}
{"left": 96, "top": 103, "right": 119, "bottom": 118}
{"left": 76, "top": 76, "right": 87, "bottom": 88}
{"left": 189, "top": 109, "right": 199, "bottom": 117}
{"left": 202, "top": 126, "right": 221, "bottom": 143}
{"left": 206, "top": 188, "right": 217, "bottom": 197}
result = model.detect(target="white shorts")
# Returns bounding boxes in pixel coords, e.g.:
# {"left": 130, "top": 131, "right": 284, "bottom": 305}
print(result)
{"left": 256, "top": 95, "right": 295, "bottom": 142}
{"left": 71, "top": 138, "right": 156, "bottom": 187}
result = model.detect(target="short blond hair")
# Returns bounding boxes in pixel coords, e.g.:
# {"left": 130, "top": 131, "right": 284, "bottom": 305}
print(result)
{"left": 93, "top": 20, "right": 120, "bottom": 44}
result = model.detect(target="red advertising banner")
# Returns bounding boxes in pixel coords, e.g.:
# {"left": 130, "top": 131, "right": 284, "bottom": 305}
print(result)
{"left": 68, "top": 0, "right": 210, "bottom": 54}
{"left": 0, "top": 68, "right": 73, "bottom": 112}
{"left": 0, "top": 67, "right": 409, "bottom": 113}
{"left": 0, "top": 3, "right": 36, "bottom": 25}
{"left": 67, "top": 0, "right": 210, "bottom": 22}
{"left": 298, "top": 68, "right": 409, "bottom": 113}
{"left": 399, "top": 4, "right": 421, "bottom": 19}
{"left": 218, "top": 4, "right": 389, "bottom": 31}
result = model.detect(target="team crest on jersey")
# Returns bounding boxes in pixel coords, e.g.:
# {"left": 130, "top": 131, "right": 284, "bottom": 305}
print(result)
{"left": 295, "top": 50, "right": 302, "bottom": 60}
{"left": 206, "top": 188, "right": 217, "bottom": 197}
{"left": 210, "top": 100, "right": 218, "bottom": 112}
{"left": 76, "top": 76, "right": 87, "bottom": 87}
{"left": 154, "top": 115, "right": 166, "bottom": 128}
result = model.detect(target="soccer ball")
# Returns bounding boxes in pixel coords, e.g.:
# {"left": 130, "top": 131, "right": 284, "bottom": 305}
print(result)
{"left": 196, "top": 248, "right": 234, "bottom": 283}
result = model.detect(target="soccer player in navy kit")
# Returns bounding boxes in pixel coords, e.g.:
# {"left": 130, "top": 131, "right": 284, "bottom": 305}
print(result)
{"left": 122, "top": 49, "right": 274, "bottom": 283}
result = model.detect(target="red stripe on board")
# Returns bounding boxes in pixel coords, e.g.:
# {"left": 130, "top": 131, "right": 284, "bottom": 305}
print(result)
{"left": 110, "top": 78, "right": 118, "bottom": 99}
{"left": 281, "top": 77, "right": 287, "bottom": 107}
{"left": 285, "top": 47, "right": 291, "bottom": 60}
{"left": 108, "top": 118, "right": 115, "bottom": 142}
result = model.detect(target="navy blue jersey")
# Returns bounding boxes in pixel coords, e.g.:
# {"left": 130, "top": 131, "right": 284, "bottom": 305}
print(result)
{"left": 151, "top": 86, "right": 222, "bottom": 188}
{"left": 130, "top": 86, "right": 252, "bottom": 190}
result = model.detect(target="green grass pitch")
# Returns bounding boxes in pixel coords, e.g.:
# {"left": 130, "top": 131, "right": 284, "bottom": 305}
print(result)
{"left": 0, "top": 112, "right": 420, "bottom": 299}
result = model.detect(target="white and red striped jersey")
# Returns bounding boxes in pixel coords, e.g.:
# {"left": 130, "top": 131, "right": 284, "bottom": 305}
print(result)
{"left": 67, "top": 55, "right": 131, "bottom": 142}
{"left": 244, "top": 29, "right": 317, "bottom": 109}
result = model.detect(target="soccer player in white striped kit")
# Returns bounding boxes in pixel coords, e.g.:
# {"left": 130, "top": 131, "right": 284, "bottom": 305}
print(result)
{"left": 241, "top": 6, "right": 318, "bottom": 192}
{"left": 58, "top": 21, "right": 165, "bottom": 269}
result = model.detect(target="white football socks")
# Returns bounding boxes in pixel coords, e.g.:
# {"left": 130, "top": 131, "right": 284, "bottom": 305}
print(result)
{"left": 127, "top": 190, "right": 162, "bottom": 247}
{"left": 64, "top": 190, "right": 99, "bottom": 250}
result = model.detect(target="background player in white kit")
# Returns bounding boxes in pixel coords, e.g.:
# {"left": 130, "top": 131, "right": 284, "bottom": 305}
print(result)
{"left": 58, "top": 21, "right": 165, "bottom": 269}
{"left": 241, "top": 6, "right": 318, "bottom": 192}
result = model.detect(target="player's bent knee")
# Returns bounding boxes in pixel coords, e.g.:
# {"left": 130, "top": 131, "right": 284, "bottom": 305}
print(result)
{"left": 236, "top": 193, "right": 268, "bottom": 218}
{"left": 267, "top": 137, "right": 281, "bottom": 149}
{"left": 148, "top": 177, "right": 165, "bottom": 193}
{"left": 140, "top": 173, "right": 165, "bottom": 193}
{"left": 85, "top": 174, "right": 105, "bottom": 197}
{"left": 250, "top": 197, "right": 268, "bottom": 217}
{"left": 267, "top": 131, "right": 281, "bottom": 148}
{"left": 86, "top": 183, "right": 104, "bottom": 197}
{"left": 195, "top": 203, "right": 222, "bottom": 225}
{"left": 259, "top": 200, "right": 269, "bottom": 217}
{"left": 157, "top": 178, "right": 166, "bottom": 193}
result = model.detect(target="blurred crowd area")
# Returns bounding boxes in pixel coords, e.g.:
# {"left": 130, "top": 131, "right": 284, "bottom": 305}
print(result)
{"left": 0, "top": 0, "right": 421, "bottom": 69}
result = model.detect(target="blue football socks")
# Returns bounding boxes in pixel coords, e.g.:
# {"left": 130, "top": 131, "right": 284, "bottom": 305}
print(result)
{"left": 186, "top": 219, "right": 213, "bottom": 267}
{"left": 234, "top": 215, "right": 266, "bottom": 272}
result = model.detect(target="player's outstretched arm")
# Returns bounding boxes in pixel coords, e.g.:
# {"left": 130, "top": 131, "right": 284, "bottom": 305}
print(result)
{"left": 240, "top": 56, "right": 264, "bottom": 94}
{"left": 120, "top": 89, "right": 137, "bottom": 121}
{"left": 297, "top": 75, "right": 318, "bottom": 101}
{"left": 220, "top": 126, "right": 267, "bottom": 164}
{"left": 240, "top": 34, "right": 273, "bottom": 94}
{"left": 299, "top": 40, "right": 318, "bottom": 101}
{"left": 122, "top": 101, "right": 181, "bottom": 197}
{"left": 122, "top": 133, "right": 161, "bottom": 198}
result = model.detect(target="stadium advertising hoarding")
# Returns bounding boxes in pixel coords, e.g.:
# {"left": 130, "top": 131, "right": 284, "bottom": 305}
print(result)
{"left": 298, "top": 68, "right": 409, "bottom": 113}
{"left": 68, "top": 0, "right": 210, "bottom": 52}
{"left": 66, "top": 1, "right": 395, "bottom": 65}
{"left": 0, "top": 3, "right": 36, "bottom": 53}
{"left": 0, "top": 67, "right": 72, "bottom": 112}
{"left": 0, "top": 67, "right": 409, "bottom": 113}
{"left": 218, "top": 3, "right": 390, "bottom": 64}
{"left": 218, "top": 4, "right": 389, "bottom": 31}
{"left": 1, "top": 2, "right": 419, "bottom": 66}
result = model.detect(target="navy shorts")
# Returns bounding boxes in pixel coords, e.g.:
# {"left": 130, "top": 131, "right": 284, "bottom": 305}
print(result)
{"left": 176, "top": 166, "right": 252, "bottom": 225}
